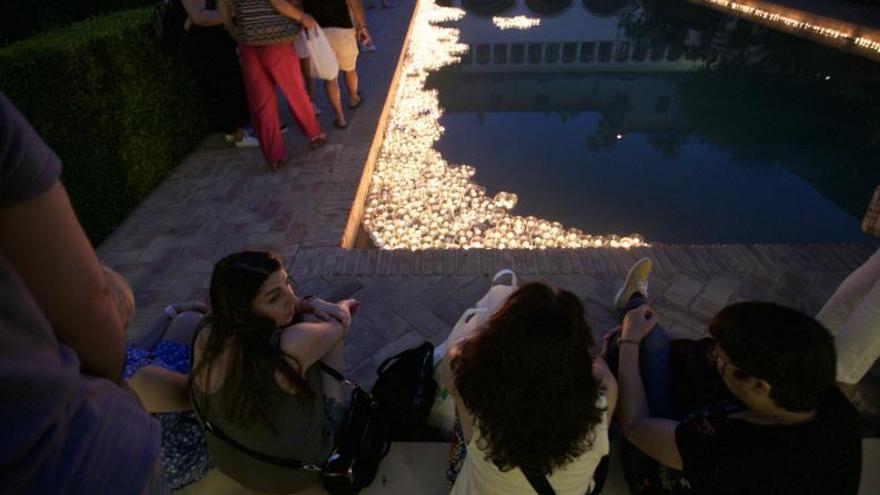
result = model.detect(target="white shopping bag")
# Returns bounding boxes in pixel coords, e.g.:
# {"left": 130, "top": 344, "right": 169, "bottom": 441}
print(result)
{"left": 303, "top": 25, "right": 339, "bottom": 80}
{"left": 427, "top": 269, "right": 518, "bottom": 432}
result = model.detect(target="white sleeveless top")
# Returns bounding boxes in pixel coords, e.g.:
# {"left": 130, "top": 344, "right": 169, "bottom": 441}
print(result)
{"left": 450, "top": 396, "right": 609, "bottom": 495}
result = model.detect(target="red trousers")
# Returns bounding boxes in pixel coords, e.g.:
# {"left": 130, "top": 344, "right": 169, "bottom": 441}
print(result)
{"left": 238, "top": 43, "right": 320, "bottom": 163}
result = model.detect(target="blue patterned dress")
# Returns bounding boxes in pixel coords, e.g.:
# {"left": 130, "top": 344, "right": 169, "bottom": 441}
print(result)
{"left": 124, "top": 341, "right": 213, "bottom": 491}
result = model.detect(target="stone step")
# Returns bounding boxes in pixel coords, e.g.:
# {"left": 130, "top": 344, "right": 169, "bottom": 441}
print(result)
{"left": 288, "top": 243, "right": 876, "bottom": 278}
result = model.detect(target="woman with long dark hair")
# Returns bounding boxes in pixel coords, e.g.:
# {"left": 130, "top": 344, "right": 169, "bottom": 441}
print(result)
{"left": 443, "top": 282, "right": 617, "bottom": 494}
{"left": 191, "top": 251, "right": 355, "bottom": 493}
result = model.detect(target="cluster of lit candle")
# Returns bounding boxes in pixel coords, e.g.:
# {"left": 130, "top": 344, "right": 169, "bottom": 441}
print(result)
{"left": 702, "top": 0, "right": 880, "bottom": 55}
{"left": 492, "top": 15, "right": 541, "bottom": 30}
{"left": 362, "top": 1, "right": 645, "bottom": 250}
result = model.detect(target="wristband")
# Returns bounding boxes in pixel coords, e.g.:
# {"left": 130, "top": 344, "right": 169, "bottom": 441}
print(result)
{"left": 164, "top": 305, "right": 178, "bottom": 319}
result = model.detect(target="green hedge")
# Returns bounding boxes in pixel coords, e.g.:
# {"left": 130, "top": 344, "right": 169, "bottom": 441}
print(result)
{"left": 2, "top": 0, "right": 153, "bottom": 46}
{"left": 0, "top": 8, "right": 207, "bottom": 244}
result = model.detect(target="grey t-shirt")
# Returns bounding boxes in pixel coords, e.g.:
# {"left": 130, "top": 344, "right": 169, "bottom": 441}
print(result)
{"left": 0, "top": 93, "right": 161, "bottom": 493}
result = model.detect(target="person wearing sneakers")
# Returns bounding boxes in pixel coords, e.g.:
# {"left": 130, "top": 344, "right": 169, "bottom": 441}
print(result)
{"left": 606, "top": 258, "right": 862, "bottom": 494}
{"left": 302, "top": 0, "right": 370, "bottom": 129}
{"left": 178, "top": 0, "right": 258, "bottom": 149}
{"left": 218, "top": 0, "right": 327, "bottom": 171}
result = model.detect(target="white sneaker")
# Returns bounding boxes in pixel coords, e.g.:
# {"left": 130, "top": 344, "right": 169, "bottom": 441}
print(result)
{"left": 614, "top": 258, "right": 652, "bottom": 310}
{"left": 235, "top": 135, "right": 260, "bottom": 148}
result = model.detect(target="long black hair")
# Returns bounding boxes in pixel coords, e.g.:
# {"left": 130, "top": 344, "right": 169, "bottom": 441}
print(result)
{"left": 193, "top": 251, "right": 312, "bottom": 428}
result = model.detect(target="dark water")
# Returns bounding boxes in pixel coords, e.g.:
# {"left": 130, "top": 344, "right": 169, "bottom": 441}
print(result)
{"left": 430, "top": 0, "right": 880, "bottom": 244}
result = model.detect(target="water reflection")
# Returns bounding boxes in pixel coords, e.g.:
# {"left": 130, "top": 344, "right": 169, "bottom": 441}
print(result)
{"left": 429, "top": 0, "right": 880, "bottom": 243}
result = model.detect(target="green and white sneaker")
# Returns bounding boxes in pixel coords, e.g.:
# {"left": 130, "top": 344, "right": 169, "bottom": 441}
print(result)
{"left": 614, "top": 257, "right": 653, "bottom": 310}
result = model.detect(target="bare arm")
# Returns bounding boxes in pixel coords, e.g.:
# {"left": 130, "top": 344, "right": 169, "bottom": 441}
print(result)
{"left": 217, "top": 0, "right": 238, "bottom": 39}
{"left": 593, "top": 355, "right": 618, "bottom": 424}
{"left": 346, "top": 0, "right": 371, "bottom": 43}
{"left": 181, "top": 0, "right": 223, "bottom": 27}
{"left": 269, "top": 0, "right": 316, "bottom": 29}
{"left": 279, "top": 319, "right": 348, "bottom": 373}
{"left": 0, "top": 183, "right": 125, "bottom": 382}
{"left": 440, "top": 343, "right": 475, "bottom": 442}
{"left": 128, "top": 365, "right": 191, "bottom": 412}
{"left": 618, "top": 305, "right": 683, "bottom": 470}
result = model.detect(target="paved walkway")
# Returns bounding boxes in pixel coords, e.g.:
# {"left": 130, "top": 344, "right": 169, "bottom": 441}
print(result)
{"left": 96, "top": 0, "right": 878, "bottom": 492}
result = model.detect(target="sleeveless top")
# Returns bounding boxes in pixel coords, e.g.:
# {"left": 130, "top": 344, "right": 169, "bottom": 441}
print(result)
{"left": 191, "top": 354, "right": 336, "bottom": 493}
{"left": 229, "top": 0, "right": 301, "bottom": 46}
{"left": 450, "top": 396, "right": 610, "bottom": 495}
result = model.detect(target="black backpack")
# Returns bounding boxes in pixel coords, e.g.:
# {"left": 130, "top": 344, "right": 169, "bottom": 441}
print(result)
{"left": 371, "top": 342, "right": 438, "bottom": 441}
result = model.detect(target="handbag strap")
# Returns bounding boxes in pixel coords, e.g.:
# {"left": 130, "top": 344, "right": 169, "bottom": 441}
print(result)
{"left": 522, "top": 469, "right": 556, "bottom": 495}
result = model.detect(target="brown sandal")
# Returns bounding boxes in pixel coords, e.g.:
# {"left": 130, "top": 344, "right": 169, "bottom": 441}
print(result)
{"left": 309, "top": 134, "right": 327, "bottom": 150}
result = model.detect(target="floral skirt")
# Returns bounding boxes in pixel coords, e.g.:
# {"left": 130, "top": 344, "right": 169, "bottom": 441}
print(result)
{"left": 125, "top": 341, "right": 214, "bottom": 491}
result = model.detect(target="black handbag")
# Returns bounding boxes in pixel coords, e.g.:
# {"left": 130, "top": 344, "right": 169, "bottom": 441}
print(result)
{"left": 191, "top": 361, "right": 390, "bottom": 495}
{"left": 371, "top": 341, "right": 438, "bottom": 440}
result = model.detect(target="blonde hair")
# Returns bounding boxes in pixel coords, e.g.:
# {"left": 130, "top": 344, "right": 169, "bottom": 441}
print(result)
{"left": 102, "top": 266, "right": 135, "bottom": 329}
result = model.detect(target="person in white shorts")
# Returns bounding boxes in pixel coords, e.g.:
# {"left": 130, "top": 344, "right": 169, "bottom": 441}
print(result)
{"left": 303, "top": 0, "right": 370, "bottom": 129}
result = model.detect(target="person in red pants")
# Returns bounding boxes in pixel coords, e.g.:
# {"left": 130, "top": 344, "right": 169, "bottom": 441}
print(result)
{"left": 219, "top": 0, "right": 326, "bottom": 171}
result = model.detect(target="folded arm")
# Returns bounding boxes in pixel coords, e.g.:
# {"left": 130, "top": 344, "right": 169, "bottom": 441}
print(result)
{"left": 279, "top": 319, "right": 348, "bottom": 373}
{"left": 618, "top": 306, "right": 683, "bottom": 470}
{"left": 0, "top": 183, "right": 125, "bottom": 382}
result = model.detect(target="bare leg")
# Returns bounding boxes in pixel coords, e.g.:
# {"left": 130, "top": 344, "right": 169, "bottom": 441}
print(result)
{"left": 299, "top": 57, "right": 315, "bottom": 101}
{"left": 325, "top": 77, "right": 346, "bottom": 126}
{"left": 343, "top": 70, "right": 360, "bottom": 105}
{"left": 163, "top": 311, "right": 205, "bottom": 347}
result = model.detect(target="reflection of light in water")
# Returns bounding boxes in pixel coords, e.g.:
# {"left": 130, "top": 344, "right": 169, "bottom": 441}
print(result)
{"left": 491, "top": 15, "right": 541, "bottom": 30}
{"left": 363, "top": 1, "right": 645, "bottom": 250}
{"left": 701, "top": 0, "right": 880, "bottom": 56}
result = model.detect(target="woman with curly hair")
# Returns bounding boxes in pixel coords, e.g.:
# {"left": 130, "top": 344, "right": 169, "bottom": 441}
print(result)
{"left": 442, "top": 282, "right": 617, "bottom": 494}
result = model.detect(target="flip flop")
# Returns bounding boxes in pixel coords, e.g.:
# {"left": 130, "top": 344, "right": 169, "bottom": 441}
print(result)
{"left": 349, "top": 93, "right": 365, "bottom": 109}
{"left": 333, "top": 118, "right": 348, "bottom": 129}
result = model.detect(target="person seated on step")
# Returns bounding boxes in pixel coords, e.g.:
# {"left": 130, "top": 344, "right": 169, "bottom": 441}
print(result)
{"left": 816, "top": 246, "right": 880, "bottom": 419}
{"left": 442, "top": 282, "right": 618, "bottom": 495}
{"left": 605, "top": 258, "right": 862, "bottom": 495}
{"left": 190, "top": 250, "right": 358, "bottom": 493}
{"left": 102, "top": 266, "right": 215, "bottom": 492}
{"left": 302, "top": 0, "right": 370, "bottom": 129}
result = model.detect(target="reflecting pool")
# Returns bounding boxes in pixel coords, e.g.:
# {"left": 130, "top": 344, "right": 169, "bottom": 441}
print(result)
{"left": 429, "top": 0, "right": 880, "bottom": 243}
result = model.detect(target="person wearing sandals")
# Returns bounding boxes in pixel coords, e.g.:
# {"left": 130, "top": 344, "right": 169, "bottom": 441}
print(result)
{"left": 218, "top": 0, "right": 327, "bottom": 171}
{"left": 441, "top": 282, "right": 618, "bottom": 494}
{"left": 605, "top": 258, "right": 862, "bottom": 494}
{"left": 302, "top": 0, "right": 370, "bottom": 129}
{"left": 190, "top": 251, "right": 357, "bottom": 493}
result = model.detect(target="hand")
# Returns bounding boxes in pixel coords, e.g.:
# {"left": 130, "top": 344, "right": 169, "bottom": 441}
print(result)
{"left": 621, "top": 304, "right": 657, "bottom": 343}
{"left": 310, "top": 298, "right": 353, "bottom": 328}
{"left": 299, "top": 13, "right": 317, "bottom": 30}
{"left": 171, "top": 301, "right": 209, "bottom": 314}
{"left": 357, "top": 27, "right": 371, "bottom": 45}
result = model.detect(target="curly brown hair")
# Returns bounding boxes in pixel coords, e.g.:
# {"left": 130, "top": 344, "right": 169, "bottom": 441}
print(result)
{"left": 451, "top": 282, "right": 605, "bottom": 476}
